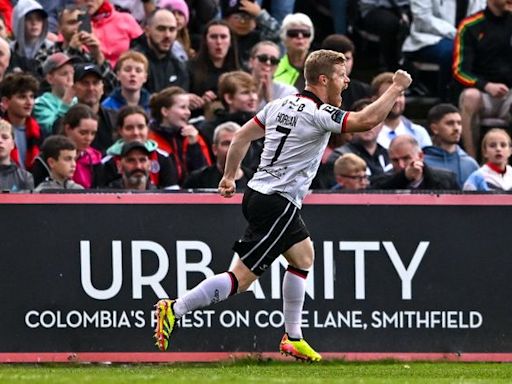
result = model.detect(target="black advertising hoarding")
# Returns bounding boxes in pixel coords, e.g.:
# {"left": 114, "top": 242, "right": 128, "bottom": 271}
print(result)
{"left": 0, "top": 193, "right": 511, "bottom": 362}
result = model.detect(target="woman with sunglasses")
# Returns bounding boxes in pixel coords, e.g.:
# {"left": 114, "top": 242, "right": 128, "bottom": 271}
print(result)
{"left": 248, "top": 40, "right": 297, "bottom": 110}
{"left": 273, "top": 13, "right": 314, "bottom": 91}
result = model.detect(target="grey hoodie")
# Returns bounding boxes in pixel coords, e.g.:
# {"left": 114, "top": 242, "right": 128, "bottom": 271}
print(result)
{"left": 11, "top": 0, "right": 52, "bottom": 59}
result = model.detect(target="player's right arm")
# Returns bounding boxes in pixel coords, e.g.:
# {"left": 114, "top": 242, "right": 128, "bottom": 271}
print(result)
{"left": 219, "top": 118, "right": 265, "bottom": 197}
{"left": 345, "top": 70, "right": 413, "bottom": 133}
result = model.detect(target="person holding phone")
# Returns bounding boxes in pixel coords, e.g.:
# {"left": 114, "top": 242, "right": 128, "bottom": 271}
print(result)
{"left": 74, "top": 0, "right": 143, "bottom": 67}
{"left": 55, "top": 5, "right": 118, "bottom": 95}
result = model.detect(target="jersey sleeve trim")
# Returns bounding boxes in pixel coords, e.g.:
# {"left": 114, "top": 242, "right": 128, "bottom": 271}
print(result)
{"left": 253, "top": 116, "right": 265, "bottom": 129}
{"left": 341, "top": 111, "right": 350, "bottom": 133}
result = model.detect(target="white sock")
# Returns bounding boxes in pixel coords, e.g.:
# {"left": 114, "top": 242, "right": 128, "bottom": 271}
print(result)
{"left": 173, "top": 272, "right": 237, "bottom": 319}
{"left": 283, "top": 266, "right": 308, "bottom": 339}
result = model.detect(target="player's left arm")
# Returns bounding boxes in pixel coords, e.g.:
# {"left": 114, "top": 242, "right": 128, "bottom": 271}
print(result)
{"left": 219, "top": 118, "right": 265, "bottom": 197}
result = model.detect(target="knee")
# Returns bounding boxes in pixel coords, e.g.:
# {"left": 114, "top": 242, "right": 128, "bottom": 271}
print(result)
{"left": 289, "top": 252, "right": 314, "bottom": 271}
{"left": 460, "top": 88, "right": 482, "bottom": 112}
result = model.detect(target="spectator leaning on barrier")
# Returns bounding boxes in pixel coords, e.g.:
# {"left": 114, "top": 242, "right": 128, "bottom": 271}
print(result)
{"left": 0, "top": 118, "right": 34, "bottom": 192}
{"left": 463, "top": 128, "right": 512, "bottom": 191}
{"left": 371, "top": 135, "right": 459, "bottom": 190}
{"left": 0, "top": 72, "right": 41, "bottom": 171}
{"left": 33, "top": 52, "right": 77, "bottom": 138}
{"left": 183, "top": 121, "right": 254, "bottom": 190}
{"left": 422, "top": 103, "right": 479, "bottom": 188}
{"left": 34, "top": 135, "right": 84, "bottom": 192}
{"left": 372, "top": 72, "right": 432, "bottom": 150}
{"left": 453, "top": 0, "right": 512, "bottom": 159}
{"left": 107, "top": 140, "right": 156, "bottom": 191}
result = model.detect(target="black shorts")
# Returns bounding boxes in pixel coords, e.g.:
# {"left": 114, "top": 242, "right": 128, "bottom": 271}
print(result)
{"left": 233, "top": 188, "right": 310, "bottom": 276}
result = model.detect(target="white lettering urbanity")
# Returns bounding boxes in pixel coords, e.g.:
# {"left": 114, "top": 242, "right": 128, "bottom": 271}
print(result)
{"left": 80, "top": 240, "right": 123, "bottom": 300}
{"left": 79, "top": 239, "right": 429, "bottom": 300}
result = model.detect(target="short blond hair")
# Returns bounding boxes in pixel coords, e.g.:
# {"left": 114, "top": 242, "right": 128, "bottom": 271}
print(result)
{"left": 304, "top": 49, "right": 346, "bottom": 85}
{"left": 0, "top": 118, "right": 13, "bottom": 138}
{"left": 115, "top": 50, "right": 149, "bottom": 73}
{"left": 334, "top": 153, "right": 366, "bottom": 176}
{"left": 218, "top": 71, "right": 257, "bottom": 108}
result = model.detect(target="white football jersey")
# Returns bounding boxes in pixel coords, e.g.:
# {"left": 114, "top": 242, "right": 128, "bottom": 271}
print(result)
{"left": 248, "top": 91, "right": 350, "bottom": 208}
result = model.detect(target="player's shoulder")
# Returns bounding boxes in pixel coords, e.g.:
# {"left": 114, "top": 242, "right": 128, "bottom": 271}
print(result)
{"left": 317, "top": 103, "right": 347, "bottom": 124}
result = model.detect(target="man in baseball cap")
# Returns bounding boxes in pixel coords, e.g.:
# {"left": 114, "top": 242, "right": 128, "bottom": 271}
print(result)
{"left": 71, "top": 61, "right": 118, "bottom": 154}
{"left": 109, "top": 140, "right": 155, "bottom": 190}
{"left": 73, "top": 62, "right": 103, "bottom": 82}
{"left": 33, "top": 52, "right": 77, "bottom": 137}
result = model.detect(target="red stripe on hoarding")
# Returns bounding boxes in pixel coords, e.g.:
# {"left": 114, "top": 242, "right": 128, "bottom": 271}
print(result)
{"left": 0, "top": 193, "right": 511, "bottom": 206}
{"left": 2, "top": 352, "right": 512, "bottom": 363}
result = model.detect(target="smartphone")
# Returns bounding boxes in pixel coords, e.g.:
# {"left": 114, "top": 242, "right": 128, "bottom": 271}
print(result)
{"left": 77, "top": 10, "right": 92, "bottom": 33}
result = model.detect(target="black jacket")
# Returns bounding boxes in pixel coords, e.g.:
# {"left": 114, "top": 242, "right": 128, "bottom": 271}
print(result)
{"left": 371, "top": 164, "right": 460, "bottom": 190}
{"left": 131, "top": 34, "right": 190, "bottom": 94}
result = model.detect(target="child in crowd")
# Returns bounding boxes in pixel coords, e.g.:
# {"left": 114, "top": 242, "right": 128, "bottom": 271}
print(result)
{"left": 148, "top": 86, "right": 211, "bottom": 184}
{"left": 463, "top": 129, "right": 512, "bottom": 191}
{"left": 33, "top": 52, "right": 77, "bottom": 138}
{"left": 0, "top": 119, "right": 34, "bottom": 191}
{"left": 102, "top": 51, "right": 150, "bottom": 112}
{"left": 34, "top": 135, "right": 83, "bottom": 192}
{"left": 332, "top": 153, "right": 369, "bottom": 191}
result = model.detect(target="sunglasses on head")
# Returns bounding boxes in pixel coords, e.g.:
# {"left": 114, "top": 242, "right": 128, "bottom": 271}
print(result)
{"left": 255, "top": 54, "right": 280, "bottom": 66}
{"left": 286, "top": 29, "right": 311, "bottom": 38}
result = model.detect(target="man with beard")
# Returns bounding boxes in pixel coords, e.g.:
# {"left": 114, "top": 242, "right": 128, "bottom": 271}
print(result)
{"left": 422, "top": 103, "right": 479, "bottom": 187}
{"left": 372, "top": 72, "right": 432, "bottom": 150}
{"left": 130, "top": 8, "right": 190, "bottom": 94}
{"left": 109, "top": 140, "right": 155, "bottom": 190}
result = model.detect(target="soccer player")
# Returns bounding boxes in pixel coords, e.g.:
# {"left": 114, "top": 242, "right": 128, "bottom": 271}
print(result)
{"left": 154, "top": 49, "right": 412, "bottom": 361}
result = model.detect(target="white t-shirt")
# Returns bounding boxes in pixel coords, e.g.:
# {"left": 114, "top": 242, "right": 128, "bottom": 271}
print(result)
{"left": 248, "top": 91, "right": 349, "bottom": 208}
{"left": 377, "top": 117, "right": 432, "bottom": 149}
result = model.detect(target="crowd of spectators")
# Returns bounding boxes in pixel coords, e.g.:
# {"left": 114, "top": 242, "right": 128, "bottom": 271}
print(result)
{"left": 0, "top": 0, "right": 511, "bottom": 193}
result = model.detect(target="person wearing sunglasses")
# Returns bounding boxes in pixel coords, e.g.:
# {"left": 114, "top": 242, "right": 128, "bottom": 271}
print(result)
{"left": 273, "top": 12, "right": 314, "bottom": 91}
{"left": 249, "top": 41, "right": 297, "bottom": 110}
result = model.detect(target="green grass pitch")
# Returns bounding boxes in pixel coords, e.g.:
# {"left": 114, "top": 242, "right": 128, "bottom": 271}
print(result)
{"left": 0, "top": 361, "right": 512, "bottom": 383}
